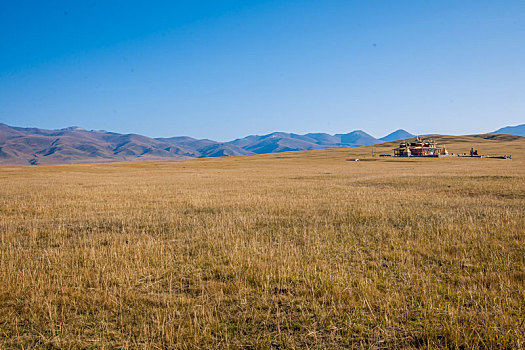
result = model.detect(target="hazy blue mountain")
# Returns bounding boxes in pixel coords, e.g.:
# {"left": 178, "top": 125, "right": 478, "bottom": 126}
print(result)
{"left": 156, "top": 136, "right": 218, "bottom": 153}
{"left": 230, "top": 130, "right": 380, "bottom": 152}
{"left": 379, "top": 129, "right": 415, "bottom": 141}
{"left": 158, "top": 136, "right": 252, "bottom": 157}
{"left": 229, "top": 133, "right": 318, "bottom": 152}
{"left": 303, "top": 133, "right": 341, "bottom": 144}
{"left": 229, "top": 134, "right": 267, "bottom": 148}
{"left": 491, "top": 124, "right": 525, "bottom": 137}
{"left": 240, "top": 136, "right": 326, "bottom": 154}
{"left": 337, "top": 130, "right": 380, "bottom": 146}
{"left": 199, "top": 143, "right": 254, "bottom": 157}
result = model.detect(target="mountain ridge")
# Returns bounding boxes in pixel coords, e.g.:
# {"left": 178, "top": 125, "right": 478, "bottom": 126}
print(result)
{"left": 379, "top": 129, "right": 415, "bottom": 142}
{"left": 491, "top": 124, "right": 525, "bottom": 137}
{"left": 0, "top": 123, "right": 523, "bottom": 164}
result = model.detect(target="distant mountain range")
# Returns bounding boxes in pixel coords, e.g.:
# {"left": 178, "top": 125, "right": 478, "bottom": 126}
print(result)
{"left": 0, "top": 122, "right": 522, "bottom": 164}
{"left": 379, "top": 129, "right": 415, "bottom": 142}
{"left": 492, "top": 124, "right": 525, "bottom": 137}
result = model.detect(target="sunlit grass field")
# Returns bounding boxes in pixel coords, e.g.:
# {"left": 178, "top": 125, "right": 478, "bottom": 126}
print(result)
{"left": 1, "top": 136, "right": 524, "bottom": 349}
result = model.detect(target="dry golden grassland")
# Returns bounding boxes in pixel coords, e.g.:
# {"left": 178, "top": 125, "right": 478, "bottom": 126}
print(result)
{"left": 1, "top": 136, "right": 524, "bottom": 349}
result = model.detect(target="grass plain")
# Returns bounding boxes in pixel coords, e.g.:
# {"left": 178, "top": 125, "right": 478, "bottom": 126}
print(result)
{"left": 1, "top": 135, "right": 524, "bottom": 349}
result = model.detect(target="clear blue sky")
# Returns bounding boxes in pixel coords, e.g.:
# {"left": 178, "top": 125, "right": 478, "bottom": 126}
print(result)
{"left": 1, "top": 1, "right": 524, "bottom": 140}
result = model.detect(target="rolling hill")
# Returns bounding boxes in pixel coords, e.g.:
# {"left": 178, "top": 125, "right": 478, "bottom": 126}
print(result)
{"left": 0, "top": 124, "right": 195, "bottom": 165}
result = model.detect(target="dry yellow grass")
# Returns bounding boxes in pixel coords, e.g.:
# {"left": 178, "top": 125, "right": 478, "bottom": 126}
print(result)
{"left": 1, "top": 136, "right": 524, "bottom": 349}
